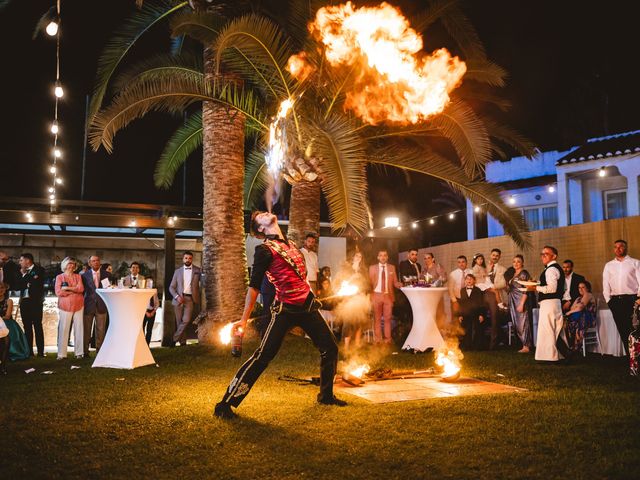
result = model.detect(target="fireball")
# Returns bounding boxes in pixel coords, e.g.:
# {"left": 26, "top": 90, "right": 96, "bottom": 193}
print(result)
{"left": 336, "top": 280, "right": 359, "bottom": 297}
{"left": 435, "top": 349, "right": 461, "bottom": 381}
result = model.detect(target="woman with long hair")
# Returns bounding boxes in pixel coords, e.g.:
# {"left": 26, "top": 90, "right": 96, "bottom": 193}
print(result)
{"left": 335, "top": 251, "right": 371, "bottom": 353}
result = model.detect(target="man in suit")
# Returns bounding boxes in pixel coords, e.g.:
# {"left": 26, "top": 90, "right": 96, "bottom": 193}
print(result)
{"left": 122, "top": 261, "right": 145, "bottom": 288}
{"left": 448, "top": 255, "right": 472, "bottom": 315}
{"left": 458, "top": 274, "right": 485, "bottom": 350}
{"left": 15, "top": 253, "right": 46, "bottom": 357}
{"left": 561, "top": 259, "right": 586, "bottom": 312}
{"left": 170, "top": 251, "right": 201, "bottom": 346}
{"left": 369, "top": 250, "right": 401, "bottom": 344}
{"left": 0, "top": 250, "right": 20, "bottom": 291}
{"left": 398, "top": 249, "right": 421, "bottom": 281}
{"left": 81, "top": 255, "right": 110, "bottom": 355}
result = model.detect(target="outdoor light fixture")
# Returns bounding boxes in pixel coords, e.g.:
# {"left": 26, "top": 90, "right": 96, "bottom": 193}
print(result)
{"left": 172, "top": 216, "right": 178, "bottom": 221}
{"left": 548, "top": 185, "right": 556, "bottom": 193}
{"left": 54, "top": 148, "right": 62, "bottom": 158}
{"left": 54, "top": 82, "right": 64, "bottom": 98}
{"left": 474, "top": 206, "right": 481, "bottom": 213}
{"left": 130, "top": 219, "right": 137, "bottom": 227}
{"left": 50, "top": 122, "right": 59, "bottom": 134}
{"left": 384, "top": 216, "right": 399, "bottom": 228}
{"left": 48, "top": 187, "right": 54, "bottom": 193}
{"left": 25, "top": 213, "right": 33, "bottom": 221}
{"left": 599, "top": 167, "right": 606, "bottom": 177}
{"left": 508, "top": 196, "right": 516, "bottom": 205}
{"left": 56, "top": 178, "right": 63, "bottom": 185}
{"left": 367, "top": 230, "right": 374, "bottom": 237}
{"left": 429, "top": 218, "right": 435, "bottom": 225}
{"left": 49, "top": 166, "right": 56, "bottom": 174}
{"left": 411, "top": 222, "right": 418, "bottom": 229}
{"left": 397, "top": 226, "right": 402, "bottom": 231}
{"left": 45, "top": 20, "right": 59, "bottom": 36}
{"left": 448, "top": 213, "right": 455, "bottom": 220}
{"left": 168, "top": 218, "right": 175, "bottom": 226}
{"left": 49, "top": 199, "right": 56, "bottom": 205}
{"left": 49, "top": 194, "right": 55, "bottom": 200}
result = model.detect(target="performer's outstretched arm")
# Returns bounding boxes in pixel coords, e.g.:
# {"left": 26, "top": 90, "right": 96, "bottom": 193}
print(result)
{"left": 235, "top": 287, "right": 260, "bottom": 331}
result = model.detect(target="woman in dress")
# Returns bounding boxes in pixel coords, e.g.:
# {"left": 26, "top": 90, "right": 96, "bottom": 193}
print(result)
{"left": 472, "top": 254, "right": 503, "bottom": 307}
{"left": 54, "top": 257, "right": 85, "bottom": 359}
{"left": 564, "top": 280, "right": 596, "bottom": 351}
{"left": 0, "top": 281, "right": 30, "bottom": 362}
{"left": 507, "top": 255, "right": 534, "bottom": 353}
{"left": 335, "top": 252, "right": 371, "bottom": 353}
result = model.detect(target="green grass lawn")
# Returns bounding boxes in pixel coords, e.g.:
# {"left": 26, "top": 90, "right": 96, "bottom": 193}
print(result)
{"left": 2, "top": 334, "right": 640, "bottom": 480}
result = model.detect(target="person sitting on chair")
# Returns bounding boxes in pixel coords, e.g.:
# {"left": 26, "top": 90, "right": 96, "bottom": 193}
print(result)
{"left": 564, "top": 280, "right": 596, "bottom": 351}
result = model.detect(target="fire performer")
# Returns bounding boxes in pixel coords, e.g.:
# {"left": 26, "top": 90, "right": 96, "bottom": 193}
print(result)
{"left": 214, "top": 211, "right": 345, "bottom": 419}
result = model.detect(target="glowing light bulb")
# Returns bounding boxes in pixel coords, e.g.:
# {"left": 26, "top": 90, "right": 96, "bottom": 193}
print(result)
{"left": 49, "top": 166, "right": 57, "bottom": 174}
{"left": 474, "top": 206, "right": 481, "bottom": 213}
{"left": 48, "top": 187, "right": 54, "bottom": 193}
{"left": 397, "top": 226, "right": 402, "bottom": 231}
{"left": 54, "top": 84, "right": 64, "bottom": 98}
{"left": 50, "top": 198, "right": 56, "bottom": 205}
{"left": 599, "top": 167, "right": 606, "bottom": 177}
{"left": 56, "top": 177, "right": 63, "bottom": 185}
{"left": 46, "top": 21, "right": 58, "bottom": 36}
{"left": 429, "top": 218, "right": 435, "bottom": 225}
{"left": 54, "top": 148, "right": 62, "bottom": 158}
{"left": 448, "top": 213, "right": 455, "bottom": 220}
{"left": 49, "top": 194, "right": 55, "bottom": 200}
{"left": 548, "top": 185, "right": 556, "bottom": 193}
{"left": 508, "top": 196, "right": 516, "bottom": 205}
{"left": 411, "top": 222, "right": 418, "bottom": 229}
{"left": 50, "top": 122, "right": 59, "bottom": 134}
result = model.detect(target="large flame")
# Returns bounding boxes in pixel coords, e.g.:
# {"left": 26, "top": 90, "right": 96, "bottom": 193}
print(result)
{"left": 303, "top": 1, "right": 466, "bottom": 125}
{"left": 265, "top": 98, "right": 294, "bottom": 179}
{"left": 435, "top": 349, "right": 461, "bottom": 380}
{"left": 336, "top": 280, "right": 359, "bottom": 297}
{"left": 348, "top": 363, "right": 370, "bottom": 378}
{"left": 219, "top": 323, "right": 243, "bottom": 345}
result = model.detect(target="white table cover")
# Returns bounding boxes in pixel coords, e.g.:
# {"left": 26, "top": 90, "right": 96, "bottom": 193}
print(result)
{"left": 93, "top": 288, "right": 157, "bottom": 369}
{"left": 401, "top": 286, "right": 447, "bottom": 352}
{"left": 532, "top": 307, "right": 625, "bottom": 356}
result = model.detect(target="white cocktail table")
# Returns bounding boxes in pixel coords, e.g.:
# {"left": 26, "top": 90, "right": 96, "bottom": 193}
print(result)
{"left": 93, "top": 288, "right": 156, "bottom": 369}
{"left": 401, "top": 286, "right": 447, "bottom": 352}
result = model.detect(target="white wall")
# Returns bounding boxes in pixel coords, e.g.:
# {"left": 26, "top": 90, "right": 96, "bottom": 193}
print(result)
{"left": 485, "top": 149, "right": 572, "bottom": 182}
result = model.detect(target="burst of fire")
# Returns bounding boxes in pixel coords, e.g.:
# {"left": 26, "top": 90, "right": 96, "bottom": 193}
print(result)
{"left": 294, "top": 1, "right": 466, "bottom": 125}
{"left": 287, "top": 52, "right": 314, "bottom": 81}
{"left": 336, "top": 280, "right": 358, "bottom": 297}
{"left": 219, "top": 323, "right": 243, "bottom": 345}
{"left": 435, "top": 349, "right": 461, "bottom": 380}
{"left": 348, "top": 363, "right": 370, "bottom": 378}
{"left": 265, "top": 98, "right": 295, "bottom": 179}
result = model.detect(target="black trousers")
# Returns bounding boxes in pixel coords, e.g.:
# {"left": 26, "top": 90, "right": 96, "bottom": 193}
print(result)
{"left": 221, "top": 304, "right": 338, "bottom": 408}
{"left": 608, "top": 294, "right": 636, "bottom": 356}
{"left": 461, "top": 315, "right": 483, "bottom": 350}
{"left": 20, "top": 299, "right": 44, "bottom": 356}
{"left": 142, "top": 312, "right": 156, "bottom": 345}
{"left": 483, "top": 291, "right": 500, "bottom": 348}
{"left": 0, "top": 336, "right": 9, "bottom": 371}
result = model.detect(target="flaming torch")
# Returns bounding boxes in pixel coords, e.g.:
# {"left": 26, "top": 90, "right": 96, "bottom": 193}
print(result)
{"left": 341, "top": 361, "right": 370, "bottom": 386}
{"left": 435, "top": 348, "right": 462, "bottom": 382}
{"left": 335, "top": 280, "right": 358, "bottom": 297}
{"left": 219, "top": 323, "right": 244, "bottom": 357}
{"left": 264, "top": 98, "right": 295, "bottom": 210}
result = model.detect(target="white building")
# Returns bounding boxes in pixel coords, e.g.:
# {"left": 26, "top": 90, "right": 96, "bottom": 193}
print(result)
{"left": 466, "top": 130, "right": 640, "bottom": 239}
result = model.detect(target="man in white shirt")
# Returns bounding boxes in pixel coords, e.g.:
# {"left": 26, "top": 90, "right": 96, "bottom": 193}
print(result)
{"left": 528, "top": 245, "right": 571, "bottom": 362}
{"left": 602, "top": 239, "right": 640, "bottom": 356}
{"left": 122, "top": 262, "right": 145, "bottom": 287}
{"left": 448, "top": 255, "right": 472, "bottom": 315}
{"left": 300, "top": 233, "right": 319, "bottom": 292}
{"left": 169, "top": 251, "right": 202, "bottom": 346}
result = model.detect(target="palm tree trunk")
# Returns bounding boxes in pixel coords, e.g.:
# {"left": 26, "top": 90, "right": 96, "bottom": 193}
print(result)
{"left": 198, "top": 46, "right": 248, "bottom": 344}
{"left": 287, "top": 179, "right": 321, "bottom": 244}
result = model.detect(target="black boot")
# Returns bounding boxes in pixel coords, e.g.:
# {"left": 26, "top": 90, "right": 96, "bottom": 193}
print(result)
{"left": 214, "top": 402, "right": 237, "bottom": 419}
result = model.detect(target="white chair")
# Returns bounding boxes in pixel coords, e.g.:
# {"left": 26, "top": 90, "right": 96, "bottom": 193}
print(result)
{"left": 582, "top": 301, "right": 602, "bottom": 357}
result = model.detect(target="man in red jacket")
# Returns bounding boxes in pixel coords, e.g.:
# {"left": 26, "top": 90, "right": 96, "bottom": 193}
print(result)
{"left": 214, "top": 211, "right": 343, "bottom": 419}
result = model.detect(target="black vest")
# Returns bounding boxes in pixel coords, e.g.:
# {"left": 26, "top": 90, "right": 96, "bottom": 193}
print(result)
{"left": 538, "top": 262, "right": 564, "bottom": 301}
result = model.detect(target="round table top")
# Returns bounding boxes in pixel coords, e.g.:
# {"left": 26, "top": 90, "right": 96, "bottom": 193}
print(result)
{"left": 97, "top": 288, "right": 157, "bottom": 294}
{"left": 400, "top": 286, "right": 448, "bottom": 293}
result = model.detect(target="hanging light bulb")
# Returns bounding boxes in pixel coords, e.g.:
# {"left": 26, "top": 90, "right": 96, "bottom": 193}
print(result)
{"left": 548, "top": 185, "right": 556, "bottom": 193}
{"left": 411, "top": 222, "right": 418, "bottom": 229}
{"left": 49, "top": 166, "right": 57, "bottom": 174}
{"left": 49, "top": 193, "right": 56, "bottom": 200}
{"left": 56, "top": 177, "right": 63, "bottom": 185}
{"left": 599, "top": 167, "right": 606, "bottom": 177}
{"left": 508, "top": 196, "right": 516, "bottom": 205}
{"left": 54, "top": 82, "right": 64, "bottom": 98}
{"left": 45, "top": 20, "right": 59, "bottom": 36}
{"left": 54, "top": 148, "right": 62, "bottom": 158}
{"left": 48, "top": 187, "right": 54, "bottom": 193}
{"left": 50, "top": 198, "right": 56, "bottom": 205}
{"left": 50, "top": 122, "right": 59, "bottom": 134}
{"left": 397, "top": 226, "right": 402, "bottom": 231}
{"left": 474, "top": 206, "right": 481, "bottom": 213}
{"left": 429, "top": 218, "right": 435, "bottom": 225}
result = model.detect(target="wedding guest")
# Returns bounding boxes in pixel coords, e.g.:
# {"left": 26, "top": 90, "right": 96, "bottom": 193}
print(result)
{"left": 123, "top": 262, "right": 145, "bottom": 287}
{"left": 316, "top": 277, "right": 337, "bottom": 334}
{"left": 448, "top": 255, "right": 472, "bottom": 314}
{"left": 170, "top": 251, "right": 201, "bottom": 346}
{"left": 458, "top": 274, "right": 485, "bottom": 350}
{"left": 81, "top": 255, "right": 110, "bottom": 355}
{"left": 0, "top": 250, "right": 19, "bottom": 290}
{"left": 487, "top": 248, "right": 508, "bottom": 309}
{"left": 369, "top": 250, "right": 401, "bottom": 345}
{"left": 0, "top": 282, "right": 29, "bottom": 361}
{"left": 319, "top": 266, "right": 332, "bottom": 284}
{"left": 473, "top": 253, "right": 505, "bottom": 349}
{"left": 336, "top": 252, "right": 371, "bottom": 352}
{"left": 565, "top": 281, "right": 596, "bottom": 351}
{"left": 507, "top": 255, "right": 534, "bottom": 353}
{"left": 399, "top": 249, "right": 422, "bottom": 280}
{"left": 143, "top": 281, "right": 159, "bottom": 344}
{"left": 16, "top": 253, "right": 46, "bottom": 357}
{"left": 300, "top": 233, "right": 319, "bottom": 292}
{"left": 423, "top": 253, "right": 447, "bottom": 282}
{"left": 602, "top": 239, "right": 640, "bottom": 356}
{"left": 54, "top": 257, "right": 85, "bottom": 360}
{"left": 0, "top": 315, "right": 8, "bottom": 374}
{"left": 529, "top": 245, "right": 572, "bottom": 362}
{"left": 561, "top": 260, "right": 586, "bottom": 313}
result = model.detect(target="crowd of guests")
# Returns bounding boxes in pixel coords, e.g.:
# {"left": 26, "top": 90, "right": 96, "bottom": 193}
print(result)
{"left": 303, "top": 239, "right": 640, "bottom": 366}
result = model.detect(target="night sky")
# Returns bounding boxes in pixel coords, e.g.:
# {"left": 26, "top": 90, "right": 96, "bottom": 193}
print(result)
{"left": 1, "top": 1, "right": 638, "bottom": 246}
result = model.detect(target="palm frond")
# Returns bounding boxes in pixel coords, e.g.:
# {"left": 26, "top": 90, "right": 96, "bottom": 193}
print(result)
{"left": 90, "top": 73, "right": 267, "bottom": 153}
{"left": 89, "top": 0, "right": 189, "bottom": 121}
{"left": 438, "top": 4, "right": 486, "bottom": 60}
{"left": 213, "top": 14, "right": 295, "bottom": 101}
{"left": 244, "top": 148, "right": 270, "bottom": 209}
{"left": 483, "top": 118, "right": 537, "bottom": 158}
{"left": 463, "top": 58, "right": 508, "bottom": 88}
{"left": 369, "top": 145, "right": 530, "bottom": 248}
{"left": 170, "top": 9, "right": 224, "bottom": 45}
{"left": 411, "top": 0, "right": 459, "bottom": 34}
{"left": 154, "top": 111, "right": 203, "bottom": 189}
{"left": 170, "top": 34, "right": 185, "bottom": 55}
{"left": 284, "top": 0, "right": 324, "bottom": 46}
{"left": 428, "top": 99, "right": 492, "bottom": 179}
{"left": 112, "top": 52, "right": 202, "bottom": 94}
{"left": 308, "top": 114, "right": 370, "bottom": 234}
{"left": 455, "top": 86, "right": 512, "bottom": 111}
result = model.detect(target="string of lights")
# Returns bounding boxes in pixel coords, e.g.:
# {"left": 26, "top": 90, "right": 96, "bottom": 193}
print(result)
{"left": 47, "top": 0, "right": 63, "bottom": 210}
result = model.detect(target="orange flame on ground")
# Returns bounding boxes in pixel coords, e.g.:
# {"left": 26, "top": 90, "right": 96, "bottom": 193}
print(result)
{"left": 435, "top": 349, "right": 462, "bottom": 379}
{"left": 348, "top": 363, "right": 370, "bottom": 378}
{"left": 302, "top": 1, "right": 466, "bottom": 125}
